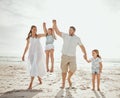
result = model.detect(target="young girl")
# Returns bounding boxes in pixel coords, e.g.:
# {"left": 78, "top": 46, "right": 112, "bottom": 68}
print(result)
{"left": 43, "top": 22, "right": 56, "bottom": 72}
{"left": 22, "top": 25, "right": 46, "bottom": 89}
{"left": 85, "top": 49, "right": 103, "bottom": 91}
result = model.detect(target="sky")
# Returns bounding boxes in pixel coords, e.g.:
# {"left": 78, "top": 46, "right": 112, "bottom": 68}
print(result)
{"left": 0, "top": 0, "right": 120, "bottom": 59}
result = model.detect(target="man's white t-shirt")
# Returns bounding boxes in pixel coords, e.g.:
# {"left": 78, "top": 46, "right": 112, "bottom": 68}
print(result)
{"left": 61, "top": 33, "right": 83, "bottom": 56}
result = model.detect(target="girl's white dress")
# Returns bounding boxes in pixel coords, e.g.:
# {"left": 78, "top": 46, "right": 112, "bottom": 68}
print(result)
{"left": 28, "top": 37, "right": 46, "bottom": 77}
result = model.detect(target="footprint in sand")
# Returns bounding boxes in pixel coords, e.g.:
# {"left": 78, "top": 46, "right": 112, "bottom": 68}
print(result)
{"left": 48, "top": 83, "right": 52, "bottom": 86}
{"left": 79, "top": 85, "right": 90, "bottom": 90}
{"left": 52, "top": 82, "right": 56, "bottom": 84}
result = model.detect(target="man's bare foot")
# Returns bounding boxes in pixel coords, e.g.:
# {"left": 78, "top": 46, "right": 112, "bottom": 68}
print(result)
{"left": 60, "top": 83, "right": 65, "bottom": 89}
{"left": 98, "top": 88, "right": 100, "bottom": 91}
{"left": 92, "top": 88, "right": 95, "bottom": 91}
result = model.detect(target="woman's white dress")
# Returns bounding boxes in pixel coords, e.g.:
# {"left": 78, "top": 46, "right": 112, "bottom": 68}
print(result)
{"left": 28, "top": 37, "right": 46, "bottom": 77}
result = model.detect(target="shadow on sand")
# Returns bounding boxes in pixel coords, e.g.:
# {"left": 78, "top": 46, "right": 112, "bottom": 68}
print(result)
{"left": 93, "top": 90, "right": 106, "bottom": 98}
{"left": 0, "top": 89, "right": 42, "bottom": 98}
{"left": 55, "top": 89, "right": 73, "bottom": 98}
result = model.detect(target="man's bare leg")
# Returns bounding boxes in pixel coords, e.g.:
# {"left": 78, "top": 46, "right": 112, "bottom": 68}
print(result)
{"left": 61, "top": 72, "right": 67, "bottom": 89}
{"left": 68, "top": 71, "right": 73, "bottom": 87}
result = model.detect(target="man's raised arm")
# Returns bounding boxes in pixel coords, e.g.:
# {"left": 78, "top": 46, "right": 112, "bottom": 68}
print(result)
{"left": 52, "top": 20, "right": 62, "bottom": 37}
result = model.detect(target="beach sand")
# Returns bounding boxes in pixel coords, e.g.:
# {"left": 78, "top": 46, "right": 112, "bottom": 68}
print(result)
{"left": 0, "top": 62, "right": 120, "bottom": 98}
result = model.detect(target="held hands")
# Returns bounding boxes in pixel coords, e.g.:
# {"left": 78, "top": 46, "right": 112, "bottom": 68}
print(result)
{"left": 52, "top": 20, "right": 56, "bottom": 29}
{"left": 83, "top": 54, "right": 89, "bottom": 63}
{"left": 43, "top": 22, "right": 46, "bottom": 26}
{"left": 52, "top": 20, "right": 56, "bottom": 24}
{"left": 83, "top": 54, "right": 87, "bottom": 60}
{"left": 22, "top": 55, "right": 25, "bottom": 61}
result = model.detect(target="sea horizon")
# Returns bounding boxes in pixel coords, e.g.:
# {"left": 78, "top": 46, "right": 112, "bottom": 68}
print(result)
{"left": 0, "top": 55, "right": 120, "bottom": 64}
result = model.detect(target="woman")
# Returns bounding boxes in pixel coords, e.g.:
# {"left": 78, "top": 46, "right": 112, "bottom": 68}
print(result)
{"left": 22, "top": 25, "right": 46, "bottom": 89}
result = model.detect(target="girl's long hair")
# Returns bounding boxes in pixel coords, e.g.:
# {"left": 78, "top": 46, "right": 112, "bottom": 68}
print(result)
{"left": 26, "top": 25, "right": 37, "bottom": 40}
{"left": 92, "top": 49, "right": 101, "bottom": 59}
{"left": 46, "top": 28, "right": 56, "bottom": 40}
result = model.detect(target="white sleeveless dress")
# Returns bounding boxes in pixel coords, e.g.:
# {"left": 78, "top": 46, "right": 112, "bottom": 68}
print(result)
{"left": 28, "top": 37, "right": 46, "bottom": 77}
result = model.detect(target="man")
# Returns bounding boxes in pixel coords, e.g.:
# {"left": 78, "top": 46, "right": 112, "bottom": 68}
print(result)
{"left": 52, "top": 20, "right": 87, "bottom": 89}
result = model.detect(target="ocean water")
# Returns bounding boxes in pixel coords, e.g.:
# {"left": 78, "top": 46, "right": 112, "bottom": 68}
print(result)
{"left": 0, "top": 56, "right": 120, "bottom": 66}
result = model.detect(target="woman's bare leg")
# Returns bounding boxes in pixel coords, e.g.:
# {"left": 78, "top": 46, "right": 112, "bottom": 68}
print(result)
{"left": 97, "top": 74, "right": 100, "bottom": 91}
{"left": 38, "top": 76, "right": 42, "bottom": 84}
{"left": 92, "top": 74, "right": 95, "bottom": 90}
{"left": 45, "top": 50, "right": 50, "bottom": 72}
{"left": 28, "top": 76, "right": 34, "bottom": 89}
{"left": 50, "top": 49, "right": 54, "bottom": 72}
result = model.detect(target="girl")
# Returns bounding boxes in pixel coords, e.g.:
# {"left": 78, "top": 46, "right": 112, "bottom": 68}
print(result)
{"left": 43, "top": 22, "right": 56, "bottom": 72}
{"left": 22, "top": 25, "right": 46, "bottom": 89}
{"left": 85, "top": 49, "right": 103, "bottom": 91}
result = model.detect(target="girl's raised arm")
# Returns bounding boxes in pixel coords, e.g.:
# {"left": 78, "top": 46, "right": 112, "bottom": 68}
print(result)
{"left": 52, "top": 31, "right": 57, "bottom": 40}
{"left": 22, "top": 39, "right": 30, "bottom": 61}
{"left": 43, "top": 22, "right": 48, "bottom": 34}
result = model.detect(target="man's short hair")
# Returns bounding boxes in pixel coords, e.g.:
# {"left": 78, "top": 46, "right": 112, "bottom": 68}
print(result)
{"left": 70, "top": 26, "right": 76, "bottom": 31}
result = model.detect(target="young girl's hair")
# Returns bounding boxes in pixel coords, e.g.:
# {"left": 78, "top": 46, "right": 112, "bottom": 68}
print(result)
{"left": 92, "top": 49, "right": 101, "bottom": 59}
{"left": 26, "top": 25, "right": 37, "bottom": 40}
{"left": 46, "top": 28, "right": 56, "bottom": 40}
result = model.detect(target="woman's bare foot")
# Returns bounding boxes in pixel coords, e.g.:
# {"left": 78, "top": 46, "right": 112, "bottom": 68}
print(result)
{"left": 92, "top": 88, "right": 95, "bottom": 91}
{"left": 38, "top": 77, "right": 42, "bottom": 84}
{"left": 28, "top": 83, "right": 32, "bottom": 90}
{"left": 28, "top": 87, "right": 32, "bottom": 90}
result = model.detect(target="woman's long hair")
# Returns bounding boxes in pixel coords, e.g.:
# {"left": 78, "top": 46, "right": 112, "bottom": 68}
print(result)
{"left": 92, "top": 49, "right": 101, "bottom": 59}
{"left": 26, "top": 25, "right": 37, "bottom": 40}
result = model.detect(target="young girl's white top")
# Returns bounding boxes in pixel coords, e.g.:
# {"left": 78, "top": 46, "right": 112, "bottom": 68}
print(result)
{"left": 90, "top": 57, "right": 102, "bottom": 74}
{"left": 28, "top": 37, "right": 46, "bottom": 77}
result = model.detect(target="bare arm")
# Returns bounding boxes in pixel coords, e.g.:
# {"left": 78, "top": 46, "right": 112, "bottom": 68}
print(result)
{"left": 80, "top": 45, "right": 87, "bottom": 60}
{"left": 43, "top": 22, "right": 48, "bottom": 34}
{"left": 22, "top": 39, "right": 30, "bottom": 61}
{"left": 52, "top": 20, "right": 62, "bottom": 37}
{"left": 85, "top": 59, "right": 91, "bottom": 63}
{"left": 37, "top": 34, "right": 46, "bottom": 38}
{"left": 52, "top": 32, "right": 57, "bottom": 40}
{"left": 99, "top": 62, "right": 103, "bottom": 73}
